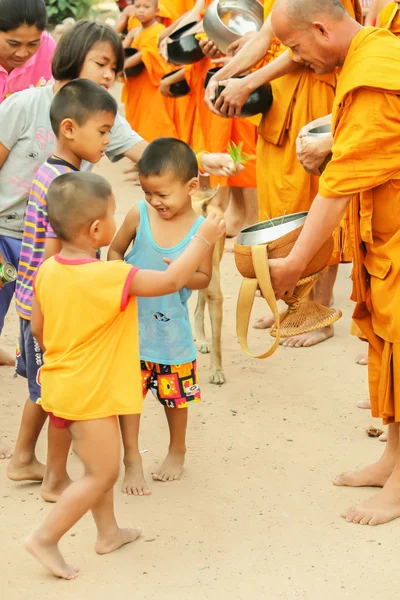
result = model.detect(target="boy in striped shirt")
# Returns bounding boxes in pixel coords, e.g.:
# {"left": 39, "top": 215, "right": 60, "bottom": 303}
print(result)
{"left": 8, "top": 79, "right": 117, "bottom": 501}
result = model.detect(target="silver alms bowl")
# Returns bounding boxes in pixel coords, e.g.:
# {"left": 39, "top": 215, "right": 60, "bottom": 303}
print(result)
{"left": 307, "top": 124, "right": 331, "bottom": 137}
{"left": 203, "top": 0, "right": 264, "bottom": 55}
{"left": 236, "top": 212, "right": 308, "bottom": 246}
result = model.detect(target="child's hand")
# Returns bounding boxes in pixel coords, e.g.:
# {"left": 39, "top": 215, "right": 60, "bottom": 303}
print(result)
{"left": 200, "top": 152, "right": 244, "bottom": 177}
{"left": 197, "top": 213, "right": 226, "bottom": 246}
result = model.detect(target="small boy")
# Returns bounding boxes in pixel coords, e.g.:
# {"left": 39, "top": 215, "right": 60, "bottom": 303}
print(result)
{"left": 26, "top": 171, "right": 225, "bottom": 579}
{"left": 8, "top": 79, "right": 117, "bottom": 501}
{"left": 108, "top": 137, "right": 215, "bottom": 495}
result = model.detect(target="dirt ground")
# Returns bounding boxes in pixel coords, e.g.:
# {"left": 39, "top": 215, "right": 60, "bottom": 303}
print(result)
{"left": 0, "top": 142, "right": 396, "bottom": 599}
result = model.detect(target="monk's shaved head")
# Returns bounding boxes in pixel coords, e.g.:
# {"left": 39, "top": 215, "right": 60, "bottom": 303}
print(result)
{"left": 273, "top": 0, "right": 346, "bottom": 27}
{"left": 271, "top": 0, "right": 362, "bottom": 75}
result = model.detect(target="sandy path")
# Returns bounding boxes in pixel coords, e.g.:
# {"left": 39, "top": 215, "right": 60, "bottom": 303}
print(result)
{"left": 0, "top": 153, "right": 394, "bottom": 599}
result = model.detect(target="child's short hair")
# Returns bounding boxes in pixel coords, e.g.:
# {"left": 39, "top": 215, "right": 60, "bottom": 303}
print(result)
{"left": 52, "top": 20, "right": 125, "bottom": 81}
{"left": 47, "top": 172, "right": 112, "bottom": 242}
{"left": 50, "top": 79, "right": 117, "bottom": 137}
{"left": 138, "top": 138, "right": 198, "bottom": 183}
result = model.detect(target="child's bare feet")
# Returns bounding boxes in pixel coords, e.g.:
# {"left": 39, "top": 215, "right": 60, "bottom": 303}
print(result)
{"left": 7, "top": 455, "right": 46, "bottom": 482}
{"left": 153, "top": 450, "right": 186, "bottom": 482}
{"left": 0, "top": 439, "right": 13, "bottom": 459}
{"left": 95, "top": 527, "right": 142, "bottom": 555}
{"left": 25, "top": 533, "right": 79, "bottom": 580}
{"left": 122, "top": 458, "right": 151, "bottom": 496}
{"left": 333, "top": 459, "right": 394, "bottom": 488}
{"left": 41, "top": 475, "right": 73, "bottom": 503}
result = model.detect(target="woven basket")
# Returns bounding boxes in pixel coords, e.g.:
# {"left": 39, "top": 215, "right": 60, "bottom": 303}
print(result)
{"left": 234, "top": 225, "right": 341, "bottom": 359}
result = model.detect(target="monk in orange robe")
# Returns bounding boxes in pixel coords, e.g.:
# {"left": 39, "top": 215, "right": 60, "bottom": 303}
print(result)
{"left": 269, "top": 0, "right": 400, "bottom": 526}
{"left": 122, "top": 0, "right": 178, "bottom": 141}
{"left": 205, "top": 0, "right": 362, "bottom": 346}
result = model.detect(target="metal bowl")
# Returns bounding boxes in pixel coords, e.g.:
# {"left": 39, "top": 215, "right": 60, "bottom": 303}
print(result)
{"left": 167, "top": 21, "right": 204, "bottom": 66}
{"left": 307, "top": 124, "right": 333, "bottom": 173}
{"left": 307, "top": 124, "right": 331, "bottom": 137}
{"left": 161, "top": 71, "right": 190, "bottom": 98}
{"left": 236, "top": 212, "right": 308, "bottom": 246}
{"left": 124, "top": 48, "right": 145, "bottom": 78}
{"left": 203, "top": 0, "right": 264, "bottom": 55}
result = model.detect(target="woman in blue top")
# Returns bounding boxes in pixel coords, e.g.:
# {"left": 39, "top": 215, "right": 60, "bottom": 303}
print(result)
{"left": 109, "top": 138, "right": 217, "bottom": 495}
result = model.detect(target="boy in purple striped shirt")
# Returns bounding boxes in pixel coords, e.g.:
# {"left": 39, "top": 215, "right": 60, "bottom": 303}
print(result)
{"left": 8, "top": 79, "right": 117, "bottom": 501}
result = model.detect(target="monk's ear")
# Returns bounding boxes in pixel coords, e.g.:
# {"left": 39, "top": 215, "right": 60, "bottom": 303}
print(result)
{"left": 312, "top": 21, "right": 329, "bottom": 40}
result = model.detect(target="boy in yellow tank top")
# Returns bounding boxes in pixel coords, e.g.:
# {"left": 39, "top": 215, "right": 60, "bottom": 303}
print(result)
{"left": 25, "top": 171, "right": 225, "bottom": 579}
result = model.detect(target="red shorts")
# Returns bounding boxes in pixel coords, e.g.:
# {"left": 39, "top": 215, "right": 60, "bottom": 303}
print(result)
{"left": 48, "top": 412, "right": 74, "bottom": 429}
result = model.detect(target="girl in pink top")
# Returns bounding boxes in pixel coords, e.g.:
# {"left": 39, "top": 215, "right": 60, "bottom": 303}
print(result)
{"left": 0, "top": 0, "right": 56, "bottom": 103}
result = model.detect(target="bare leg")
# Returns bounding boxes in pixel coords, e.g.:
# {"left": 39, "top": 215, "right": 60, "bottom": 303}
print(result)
{"left": 25, "top": 417, "right": 141, "bottom": 579}
{"left": 7, "top": 398, "right": 46, "bottom": 482}
{"left": 280, "top": 265, "right": 338, "bottom": 348}
{"left": 211, "top": 186, "right": 230, "bottom": 212}
{"left": 241, "top": 187, "right": 259, "bottom": 230}
{"left": 0, "top": 347, "right": 15, "bottom": 366}
{"left": 119, "top": 414, "right": 151, "bottom": 496}
{"left": 93, "top": 488, "right": 142, "bottom": 554}
{"left": 224, "top": 187, "right": 245, "bottom": 238}
{"left": 334, "top": 422, "right": 398, "bottom": 488}
{"left": 153, "top": 407, "right": 187, "bottom": 482}
{"left": 40, "top": 423, "right": 72, "bottom": 502}
{"left": 341, "top": 423, "right": 400, "bottom": 525}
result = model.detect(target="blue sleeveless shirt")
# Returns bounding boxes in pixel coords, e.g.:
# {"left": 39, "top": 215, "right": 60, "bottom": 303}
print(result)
{"left": 125, "top": 201, "right": 204, "bottom": 365}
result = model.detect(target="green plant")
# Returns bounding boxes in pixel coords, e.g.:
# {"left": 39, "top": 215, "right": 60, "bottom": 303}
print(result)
{"left": 227, "top": 141, "right": 255, "bottom": 167}
{"left": 45, "top": 0, "right": 94, "bottom": 27}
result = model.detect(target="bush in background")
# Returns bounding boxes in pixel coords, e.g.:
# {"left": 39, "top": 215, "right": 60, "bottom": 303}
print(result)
{"left": 45, "top": 0, "right": 94, "bottom": 27}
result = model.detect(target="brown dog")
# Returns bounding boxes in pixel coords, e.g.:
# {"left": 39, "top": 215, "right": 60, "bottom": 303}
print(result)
{"left": 192, "top": 187, "right": 226, "bottom": 385}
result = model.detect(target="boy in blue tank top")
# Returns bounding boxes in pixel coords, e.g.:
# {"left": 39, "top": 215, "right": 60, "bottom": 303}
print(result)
{"left": 109, "top": 138, "right": 217, "bottom": 495}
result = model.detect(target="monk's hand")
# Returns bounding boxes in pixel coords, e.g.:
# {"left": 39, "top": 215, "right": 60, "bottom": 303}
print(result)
{"left": 159, "top": 37, "right": 171, "bottom": 62}
{"left": 204, "top": 77, "right": 225, "bottom": 115}
{"left": 159, "top": 78, "right": 173, "bottom": 97}
{"left": 296, "top": 132, "right": 333, "bottom": 177}
{"left": 200, "top": 39, "right": 222, "bottom": 59}
{"left": 199, "top": 152, "right": 244, "bottom": 177}
{"left": 214, "top": 77, "right": 252, "bottom": 118}
{"left": 226, "top": 32, "right": 257, "bottom": 56}
{"left": 268, "top": 257, "right": 302, "bottom": 301}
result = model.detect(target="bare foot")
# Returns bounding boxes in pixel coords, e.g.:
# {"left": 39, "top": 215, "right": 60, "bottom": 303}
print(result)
{"left": 0, "top": 440, "right": 13, "bottom": 459}
{"left": 95, "top": 527, "right": 142, "bottom": 555}
{"left": 341, "top": 480, "right": 400, "bottom": 526}
{"left": 355, "top": 353, "right": 368, "bottom": 366}
{"left": 253, "top": 315, "right": 275, "bottom": 330}
{"left": 40, "top": 476, "right": 72, "bottom": 503}
{"left": 0, "top": 348, "right": 15, "bottom": 367}
{"left": 7, "top": 456, "right": 46, "bottom": 482}
{"left": 281, "top": 326, "right": 334, "bottom": 348}
{"left": 25, "top": 533, "right": 79, "bottom": 579}
{"left": 333, "top": 459, "right": 393, "bottom": 488}
{"left": 380, "top": 432, "right": 388, "bottom": 443}
{"left": 122, "top": 459, "right": 151, "bottom": 496}
{"left": 357, "top": 398, "right": 371, "bottom": 409}
{"left": 152, "top": 450, "right": 186, "bottom": 482}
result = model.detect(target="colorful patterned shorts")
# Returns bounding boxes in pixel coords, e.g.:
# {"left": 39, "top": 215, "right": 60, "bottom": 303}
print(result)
{"left": 141, "top": 360, "right": 201, "bottom": 409}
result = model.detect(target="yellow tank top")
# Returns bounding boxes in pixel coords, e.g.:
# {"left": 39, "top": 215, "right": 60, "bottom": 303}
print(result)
{"left": 35, "top": 256, "right": 142, "bottom": 420}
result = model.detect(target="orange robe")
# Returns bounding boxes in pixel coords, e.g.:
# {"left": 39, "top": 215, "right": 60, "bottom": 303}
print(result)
{"left": 379, "top": 1, "right": 400, "bottom": 32}
{"left": 257, "top": 0, "right": 362, "bottom": 262}
{"left": 122, "top": 22, "right": 178, "bottom": 141}
{"left": 185, "top": 0, "right": 257, "bottom": 188}
{"left": 319, "top": 28, "right": 400, "bottom": 423}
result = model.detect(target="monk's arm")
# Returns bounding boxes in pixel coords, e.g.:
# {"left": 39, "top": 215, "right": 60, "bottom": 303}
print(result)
{"left": 124, "top": 51, "right": 143, "bottom": 68}
{"left": 207, "top": 17, "right": 274, "bottom": 87}
{"left": 213, "top": 50, "right": 302, "bottom": 117}
{"left": 269, "top": 194, "right": 352, "bottom": 299}
{"left": 159, "top": 0, "right": 205, "bottom": 42}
